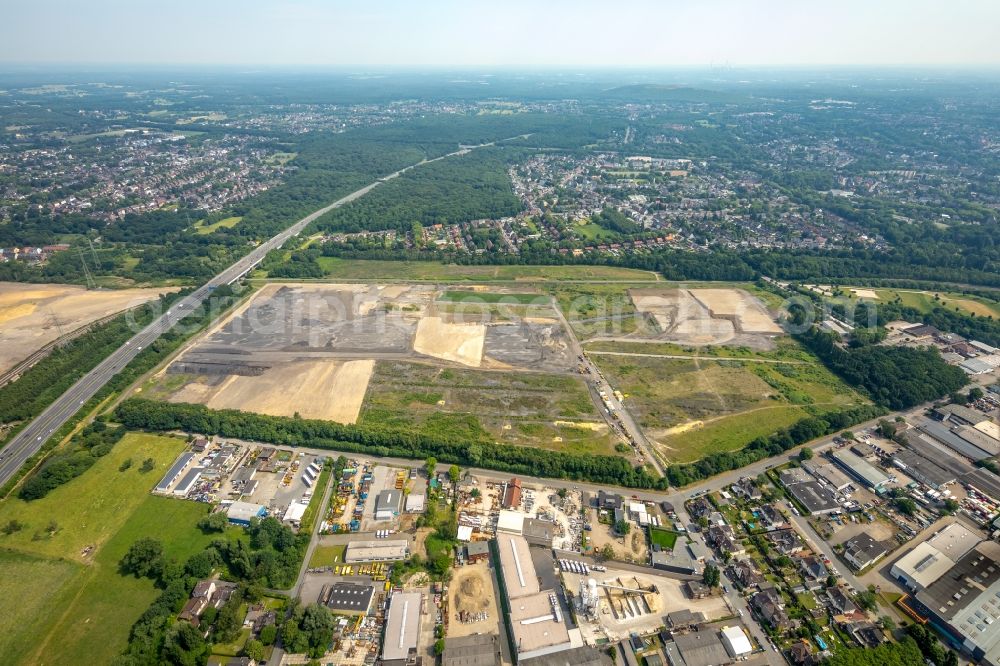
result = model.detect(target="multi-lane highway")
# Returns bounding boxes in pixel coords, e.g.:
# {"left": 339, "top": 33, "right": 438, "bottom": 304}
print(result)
{"left": 0, "top": 143, "right": 490, "bottom": 488}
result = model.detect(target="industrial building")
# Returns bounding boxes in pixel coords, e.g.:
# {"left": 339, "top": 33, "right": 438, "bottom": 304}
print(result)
{"left": 345, "top": 539, "right": 409, "bottom": 563}
{"left": 497, "top": 510, "right": 526, "bottom": 536}
{"left": 405, "top": 493, "right": 425, "bottom": 513}
{"left": 786, "top": 480, "right": 839, "bottom": 514}
{"left": 282, "top": 500, "right": 309, "bottom": 528}
{"left": 901, "top": 541, "right": 1000, "bottom": 666}
{"left": 891, "top": 522, "right": 980, "bottom": 591}
{"left": 830, "top": 448, "right": 891, "bottom": 491}
{"left": 503, "top": 478, "right": 523, "bottom": 509}
{"left": 891, "top": 449, "right": 956, "bottom": 489}
{"left": 919, "top": 421, "right": 993, "bottom": 462}
{"left": 173, "top": 467, "right": 204, "bottom": 496}
{"left": 155, "top": 452, "right": 195, "bottom": 493}
{"left": 375, "top": 489, "right": 402, "bottom": 521}
{"left": 803, "top": 462, "right": 853, "bottom": 492}
{"left": 720, "top": 626, "right": 753, "bottom": 658}
{"left": 383, "top": 592, "right": 422, "bottom": 666}
{"left": 522, "top": 518, "right": 556, "bottom": 547}
{"left": 662, "top": 629, "right": 732, "bottom": 666}
{"left": 320, "top": 581, "right": 375, "bottom": 615}
{"left": 226, "top": 501, "right": 267, "bottom": 526}
{"left": 442, "top": 634, "right": 502, "bottom": 666}
{"left": 495, "top": 534, "right": 580, "bottom": 661}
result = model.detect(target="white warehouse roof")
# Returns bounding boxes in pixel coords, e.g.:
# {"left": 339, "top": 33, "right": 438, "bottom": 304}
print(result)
{"left": 721, "top": 626, "right": 753, "bottom": 657}
{"left": 497, "top": 510, "right": 525, "bottom": 534}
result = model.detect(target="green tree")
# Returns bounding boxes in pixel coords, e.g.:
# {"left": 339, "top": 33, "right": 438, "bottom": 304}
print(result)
{"left": 198, "top": 511, "right": 229, "bottom": 533}
{"left": 894, "top": 497, "right": 917, "bottom": 517}
{"left": 259, "top": 624, "right": 277, "bottom": 646}
{"left": 448, "top": 465, "right": 460, "bottom": 484}
{"left": 434, "top": 638, "right": 446, "bottom": 655}
{"left": 614, "top": 519, "right": 631, "bottom": 536}
{"left": 799, "top": 447, "right": 814, "bottom": 461}
{"left": 425, "top": 456, "right": 437, "bottom": 479}
{"left": 600, "top": 544, "right": 616, "bottom": 561}
{"left": 139, "top": 457, "right": 156, "bottom": 473}
{"left": 969, "top": 387, "right": 985, "bottom": 402}
{"left": 120, "top": 537, "right": 164, "bottom": 578}
{"left": 703, "top": 563, "right": 720, "bottom": 588}
{"left": 119, "top": 458, "right": 133, "bottom": 472}
{"left": 244, "top": 639, "right": 265, "bottom": 662}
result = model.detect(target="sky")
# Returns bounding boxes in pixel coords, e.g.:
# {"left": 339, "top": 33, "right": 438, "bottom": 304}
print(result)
{"left": 3, "top": 0, "right": 999, "bottom": 68}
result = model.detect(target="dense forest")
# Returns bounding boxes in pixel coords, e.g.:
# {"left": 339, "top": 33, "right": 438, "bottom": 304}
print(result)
{"left": 312, "top": 148, "right": 523, "bottom": 234}
{"left": 794, "top": 326, "right": 968, "bottom": 410}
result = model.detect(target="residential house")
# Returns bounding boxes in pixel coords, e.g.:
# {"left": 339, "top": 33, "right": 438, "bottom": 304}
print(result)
{"left": 685, "top": 580, "right": 712, "bottom": 599}
{"left": 759, "top": 504, "right": 786, "bottom": 530}
{"left": 826, "top": 586, "right": 859, "bottom": 615}
{"left": 688, "top": 497, "right": 714, "bottom": 520}
{"left": 729, "top": 559, "right": 763, "bottom": 590}
{"left": 765, "top": 528, "right": 803, "bottom": 555}
{"left": 752, "top": 586, "right": 790, "bottom": 631}
{"left": 731, "top": 477, "right": 763, "bottom": 501}
{"left": 843, "top": 534, "right": 891, "bottom": 571}
{"left": 799, "top": 556, "right": 829, "bottom": 590}
{"left": 178, "top": 579, "right": 238, "bottom": 626}
{"left": 707, "top": 525, "right": 744, "bottom": 556}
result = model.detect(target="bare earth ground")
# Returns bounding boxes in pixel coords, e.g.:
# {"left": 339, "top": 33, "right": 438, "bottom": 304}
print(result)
{"left": 0, "top": 282, "right": 175, "bottom": 373}
{"left": 413, "top": 316, "right": 485, "bottom": 367}
{"left": 688, "top": 288, "right": 783, "bottom": 334}
{"left": 625, "top": 287, "right": 782, "bottom": 346}
{"left": 448, "top": 561, "right": 501, "bottom": 639}
{"left": 179, "top": 359, "right": 376, "bottom": 423}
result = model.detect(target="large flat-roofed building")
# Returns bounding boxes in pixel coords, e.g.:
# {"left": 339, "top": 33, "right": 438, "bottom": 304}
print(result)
{"left": 496, "top": 533, "right": 540, "bottom": 599}
{"left": 935, "top": 404, "right": 989, "bottom": 427}
{"left": 663, "top": 629, "right": 732, "bottom": 666}
{"left": 320, "top": 581, "right": 375, "bottom": 615}
{"left": 497, "top": 510, "right": 526, "bottom": 536}
{"left": 226, "top": 501, "right": 266, "bottom": 526}
{"left": 173, "top": 467, "right": 204, "bottom": 496}
{"left": 787, "top": 480, "right": 839, "bottom": 514}
{"left": 442, "top": 634, "right": 502, "bottom": 666}
{"left": 375, "top": 489, "right": 402, "bottom": 521}
{"left": 892, "top": 450, "right": 956, "bottom": 489}
{"left": 830, "top": 448, "right": 891, "bottom": 491}
{"left": 919, "top": 421, "right": 992, "bottom": 462}
{"left": 892, "top": 522, "right": 981, "bottom": 591}
{"left": 522, "top": 518, "right": 556, "bottom": 547}
{"left": 804, "top": 462, "right": 853, "bottom": 492}
{"left": 345, "top": 539, "right": 409, "bottom": 563}
{"left": 156, "top": 452, "right": 195, "bottom": 493}
{"left": 522, "top": 646, "right": 612, "bottom": 666}
{"left": 721, "top": 626, "right": 753, "bottom": 658}
{"left": 509, "top": 591, "right": 574, "bottom": 660}
{"left": 911, "top": 541, "right": 1000, "bottom": 666}
{"left": 383, "top": 592, "right": 422, "bottom": 666}
{"left": 892, "top": 541, "right": 960, "bottom": 592}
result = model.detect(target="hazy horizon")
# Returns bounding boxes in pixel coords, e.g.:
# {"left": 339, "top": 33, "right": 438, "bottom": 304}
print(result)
{"left": 3, "top": 0, "right": 1000, "bottom": 68}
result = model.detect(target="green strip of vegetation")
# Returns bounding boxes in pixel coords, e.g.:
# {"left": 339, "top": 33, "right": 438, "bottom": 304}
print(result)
{"left": 438, "top": 290, "right": 544, "bottom": 304}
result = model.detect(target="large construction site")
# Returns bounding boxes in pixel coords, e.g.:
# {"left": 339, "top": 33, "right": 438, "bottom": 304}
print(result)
{"left": 144, "top": 283, "right": 621, "bottom": 454}
{"left": 625, "top": 287, "right": 783, "bottom": 348}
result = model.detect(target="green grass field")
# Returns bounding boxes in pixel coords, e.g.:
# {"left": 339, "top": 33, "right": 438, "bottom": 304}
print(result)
{"left": 592, "top": 348, "right": 865, "bottom": 463}
{"left": 0, "top": 432, "right": 187, "bottom": 560}
{"left": 309, "top": 544, "right": 346, "bottom": 568}
{"left": 195, "top": 215, "right": 243, "bottom": 234}
{"left": 648, "top": 527, "right": 679, "bottom": 550}
{"left": 0, "top": 433, "right": 216, "bottom": 665}
{"left": 313, "top": 258, "right": 659, "bottom": 282}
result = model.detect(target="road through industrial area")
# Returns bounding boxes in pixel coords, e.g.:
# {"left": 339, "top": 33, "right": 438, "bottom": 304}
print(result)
{"left": 0, "top": 142, "right": 496, "bottom": 489}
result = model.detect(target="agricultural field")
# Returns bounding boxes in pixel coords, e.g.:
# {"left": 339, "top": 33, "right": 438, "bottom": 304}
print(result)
{"left": 0, "top": 282, "right": 176, "bottom": 374}
{"left": 0, "top": 432, "right": 214, "bottom": 666}
{"left": 360, "top": 360, "right": 619, "bottom": 456}
{"left": 313, "top": 258, "right": 659, "bottom": 282}
{"left": 590, "top": 339, "right": 867, "bottom": 463}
